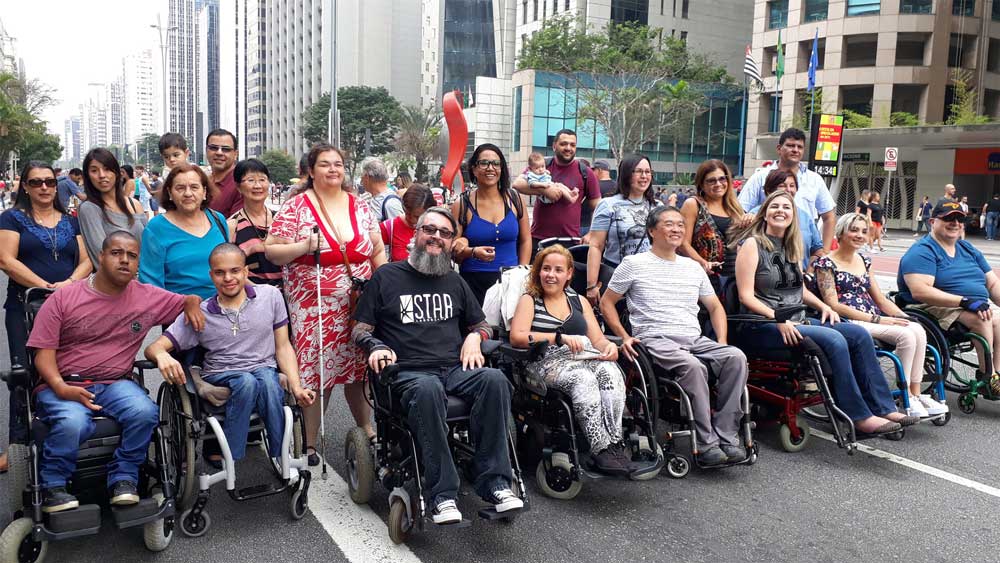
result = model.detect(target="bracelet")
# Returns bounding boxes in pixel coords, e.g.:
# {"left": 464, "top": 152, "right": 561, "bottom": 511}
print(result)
{"left": 875, "top": 315, "right": 881, "bottom": 324}
{"left": 586, "top": 283, "right": 599, "bottom": 291}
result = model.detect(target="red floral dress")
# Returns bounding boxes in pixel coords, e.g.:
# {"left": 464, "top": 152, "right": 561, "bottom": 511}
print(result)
{"left": 270, "top": 192, "right": 375, "bottom": 390}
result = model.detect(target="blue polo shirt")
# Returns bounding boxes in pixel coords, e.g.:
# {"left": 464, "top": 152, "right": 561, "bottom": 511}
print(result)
{"left": 897, "top": 236, "right": 991, "bottom": 304}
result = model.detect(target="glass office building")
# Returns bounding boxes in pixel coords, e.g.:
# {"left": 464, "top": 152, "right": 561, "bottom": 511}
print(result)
{"left": 442, "top": 0, "right": 498, "bottom": 100}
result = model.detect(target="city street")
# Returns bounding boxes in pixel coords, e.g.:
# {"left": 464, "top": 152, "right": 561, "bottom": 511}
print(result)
{"left": 2, "top": 232, "right": 1000, "bottom": 563}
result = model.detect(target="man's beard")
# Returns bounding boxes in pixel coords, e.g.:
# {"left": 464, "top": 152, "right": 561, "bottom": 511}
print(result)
{"left": 408, "top": 242, "right": 453, "bottom": 276}
{"left": 554, "top": 152, "right": 574, "bottom": 165}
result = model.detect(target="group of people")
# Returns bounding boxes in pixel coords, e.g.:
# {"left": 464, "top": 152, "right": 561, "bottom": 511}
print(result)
{"left": 5, "top": 124, "right": 1000, "bottom": 529}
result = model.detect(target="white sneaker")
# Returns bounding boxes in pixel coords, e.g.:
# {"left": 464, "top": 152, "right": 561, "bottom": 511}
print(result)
{"left": 431, "top": 499, "right": 462, "bottom": 524}
{"left": 918, "top": 394, "right": 949, "bottom": 416}
{"left": 487, "top": 488, "right": 524, "bottom": 513}
{"left": 906, "top": 395, "right": 929, "bottom": 418}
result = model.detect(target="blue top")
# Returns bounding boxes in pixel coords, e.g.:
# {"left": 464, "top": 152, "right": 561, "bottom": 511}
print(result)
{"left": 139, "top": 209, "right": 228, "bottom": 299}
{"left": 0, "top": 209, "right": 81, "bottom": 311}
{"left": 460, "top": 193, "right": 519, "bottom": 273}
{"left": 56, "top": 176, "right": 84, "bottom": 209}
{"left": 749, "top": 203, "right": 823, "bottom": 270}
{"left": 919, "top": 201, "right": 933, "bottom": 220}
{"left": 898, "top": 236, "right": 991, "bottom": 304}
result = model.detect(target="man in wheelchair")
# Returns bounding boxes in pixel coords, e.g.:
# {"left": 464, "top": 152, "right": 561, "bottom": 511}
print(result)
{"left": 600, "top": 206, "right": 749, "bottom": 466}
{"left": 352, "top": 207, "right": 523, "bottom": 525}
{"left": 25, "top": 231, "right": 204, "bottom": 513}
{"left": 144, "top": 243, "right": 315, "bottom": 464}
{"left": 899, "top": 200, "right": 1000, "bottom": 395}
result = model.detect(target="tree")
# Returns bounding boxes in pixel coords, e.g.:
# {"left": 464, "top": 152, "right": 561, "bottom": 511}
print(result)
{"left": 661, "top": 81, "right": 705, "bottom": 181}
{"left": 517, "top": 15, "right": 731, "bottom": 160}
{"left": 135, "top": 133, "right": 165, "bottom": 170}
{"left": 946, "top": 69, "right": 991, "bottom": 125}
{"left": 259, "top": 150, "right": 298, "bottom": 184}
{"left": 0, "top": 72, "right": 56, "bottom": 175}
{"left": 889, "top": 111, "right": 920, "bottom": 127}
{"left": 17, "top": 129, "right": 62, "bottom": 163}
{"left": 301, "top": 93, "right": 331, "bottom": 146}
{"left": 392, "top": 104, "right": 443, "bottom": 181}
{"left": 842, "top": 109, "right": 872, "bottom": 129}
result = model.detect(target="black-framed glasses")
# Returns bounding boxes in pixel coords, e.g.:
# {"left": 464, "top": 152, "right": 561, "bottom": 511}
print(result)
{"left": 207, "top": 144, "right": 235, "bottom": 153}
{"left": 26, "top": 178, "right": 58, "bottom": 188}
{"left": 938, "top": 215, "right": 964, "bottom": 223}
{"left": 476, "top": 159, "right": 502, "bottom": 169}
{"left": 419, "top": 225, "right": 455, "bottom": 239}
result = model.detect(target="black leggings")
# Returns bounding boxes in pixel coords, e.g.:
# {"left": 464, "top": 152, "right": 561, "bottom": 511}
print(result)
{"left": 5, "top": 307, "right": 30, "bottom": 444}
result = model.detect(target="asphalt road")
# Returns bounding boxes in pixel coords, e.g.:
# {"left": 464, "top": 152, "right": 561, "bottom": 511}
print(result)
{"left": 2, "top": 234, "right": 1000, "bottom": 563}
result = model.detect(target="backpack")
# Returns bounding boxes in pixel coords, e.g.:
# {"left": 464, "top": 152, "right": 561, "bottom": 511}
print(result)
{"left": 379, "top": 193, "right": 402, "bottom": 222}
{"left": 544, "top": 157, "right": 594, "bottom": 201}
{"left": 458, "top": 188, "right": 524, "bottom": 230}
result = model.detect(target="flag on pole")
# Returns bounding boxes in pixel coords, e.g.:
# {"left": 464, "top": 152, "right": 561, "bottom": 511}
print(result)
{"left": 775, "top": 30, "right": 785, "bottom": 93}
{"left": 743, "top": 45, "right": 763, "bottom": 87}
{"left": 807, "top": 29, "right": 819, "bottom": 92}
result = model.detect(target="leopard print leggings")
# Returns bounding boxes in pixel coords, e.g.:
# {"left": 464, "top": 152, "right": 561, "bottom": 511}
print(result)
{"left": 538, "top": 354, "right": 626, "bottom": 453}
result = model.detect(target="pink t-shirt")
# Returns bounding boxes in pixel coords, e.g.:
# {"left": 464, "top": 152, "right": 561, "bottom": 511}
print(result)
{"left": 530, "top": 159, "right": 601, "bottom": 239}
{"left": 27, "top": 279, "right": 187, "bottom": 388}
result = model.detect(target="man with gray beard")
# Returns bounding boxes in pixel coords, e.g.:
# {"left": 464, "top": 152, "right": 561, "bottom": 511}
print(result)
{"left": 351, "top": 207, "right": 523, "bottom": 525}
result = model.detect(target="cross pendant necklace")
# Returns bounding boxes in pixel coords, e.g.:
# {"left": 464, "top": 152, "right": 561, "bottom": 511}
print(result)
{"left": 221, "top": 297, "right": 250, "bottom": 336}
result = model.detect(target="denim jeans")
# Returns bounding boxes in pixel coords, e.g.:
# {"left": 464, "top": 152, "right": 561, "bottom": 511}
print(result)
{"left": 394, "top": 365, "right": 513, "bottom": 505}
{"left": 735, "top": 320, "right": 897, "bottom": 421}
{"left": 5, "top": 307, "right": 29, "bottom": 444}
{"left": 202, "top": 366, "right": 285, "bottom": 460}
{"left": 987, "top": 212, "right": 999, "bottom": 240}
{"left": 36, "top": 380, "right": 159, "bottom": 489}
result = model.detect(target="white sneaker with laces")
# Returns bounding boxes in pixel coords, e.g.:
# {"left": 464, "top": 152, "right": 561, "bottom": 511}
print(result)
{"left": 431, "top": 499, "right": 462, "bottom": 524}
{"left": 906, "top": 395, "right": 929, "bottom": 418}
{"left": 488, "top": 488, "right": 524, "bottom": 513}
{"left": 918, "top": 394, "right": 949, "bottom": 415}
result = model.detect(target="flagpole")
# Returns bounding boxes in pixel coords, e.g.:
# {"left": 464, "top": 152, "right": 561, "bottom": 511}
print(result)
{"left": 738, "top": 76, "right": 748, "bottom": 177}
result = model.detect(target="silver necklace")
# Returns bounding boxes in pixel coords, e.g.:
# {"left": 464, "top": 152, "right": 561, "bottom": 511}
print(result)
{"left": 220, "top": 297, "right": 250, "bottom": 336}
{"left": 34, "top": 210, "right": 59, "bottom": 261}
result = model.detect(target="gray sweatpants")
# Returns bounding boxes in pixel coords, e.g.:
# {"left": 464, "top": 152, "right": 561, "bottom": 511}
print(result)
{"left": 642, "top": 335, "right": 748, "bottom": 449}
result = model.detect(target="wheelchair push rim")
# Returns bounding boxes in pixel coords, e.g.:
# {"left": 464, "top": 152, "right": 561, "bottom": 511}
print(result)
{"left": 157, "top": 382, "right": 197, "bottom": 512}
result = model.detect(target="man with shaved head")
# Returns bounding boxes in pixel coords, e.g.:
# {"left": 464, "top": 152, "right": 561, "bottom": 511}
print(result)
{"left": 145, "top": 243, "right": 314, "bottom": 466}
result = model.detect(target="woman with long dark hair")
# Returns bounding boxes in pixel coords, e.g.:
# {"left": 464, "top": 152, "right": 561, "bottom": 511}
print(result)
{"left": 0, "top": 162, "right": 90, "bottom": 471}
{"left": 78, "top": 148, "right": 147, "bottom": 267}
{"left": 451, "top": 143, "right": 530, "bottom": 304}
{"left": 679, "top": 159, "right": 745, "bottom": 293}
{"left": 585, "top": 154, "right": 661, "bottom": 304}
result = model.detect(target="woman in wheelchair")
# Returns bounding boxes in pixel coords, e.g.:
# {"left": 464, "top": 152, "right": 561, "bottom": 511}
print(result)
{"left": 814, "top": 213, "right": 947, "bottom": 418}
{"left": 733, "top": 190, "right": 918, "bottom": 435}
{"left": 509, "top": 244, "right": 641, "bottom": 477}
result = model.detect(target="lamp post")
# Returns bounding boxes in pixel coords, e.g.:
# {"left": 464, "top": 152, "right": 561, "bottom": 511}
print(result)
{"left": 150, "top": 15, "right": 178, "bottom": 135}
{"left": 327, "top": 0, "right": 339, "bottom": 146}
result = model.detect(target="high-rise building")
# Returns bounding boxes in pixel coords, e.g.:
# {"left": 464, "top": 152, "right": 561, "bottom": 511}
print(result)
{"left": 747, "top": 0, "right": 1000, "bottom": 143}
{"left": 168, "top": 0, "right": 200, "bottom": 159}
{"left": 107, "top": 78, "right": 127, "bottom": 149}
{"left": 82, "top": 84, "right": 109, "bottom": 150}
{"left": 197, "top": 0, "right": 221, "bottom": 158}
{"left": 220, "top": 0, "right": 268, "bottom": 158}
{"left": 62, "top": 115, "right": 83, "bottom": 164}
{"left": 123, "top": 49, "right": 162, "bottom": 147}
{"left": 421, "top": 0, "right": 500, "bottom": 107}
{"left": 0, "top": 17, "right": 18, "bottom": 76}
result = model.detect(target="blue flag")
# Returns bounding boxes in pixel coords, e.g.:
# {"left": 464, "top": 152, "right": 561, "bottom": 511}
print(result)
{"left": 807, "top": 29, "right": 819, "bottom": 92}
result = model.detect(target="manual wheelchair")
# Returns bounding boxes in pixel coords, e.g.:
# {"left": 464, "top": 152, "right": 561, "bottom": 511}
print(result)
{"left": 0, "top": 288, "right": 174, "bottom": 562}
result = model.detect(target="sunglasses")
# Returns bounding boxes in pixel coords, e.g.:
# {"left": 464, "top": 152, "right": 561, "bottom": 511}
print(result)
{"left": 26, "top": 178, "right": 58, "bottom": 188}
{"left": 475, "top": 159, "right": 502, "bottom": 169}
{"left": 207, "top": 144, "right": 235, "bottom": 153}
{"left": 937, "top": 215, "right": 964, "bottom": 223}
{"left": 419, "top": 225, "right": 455, "bottom": 239}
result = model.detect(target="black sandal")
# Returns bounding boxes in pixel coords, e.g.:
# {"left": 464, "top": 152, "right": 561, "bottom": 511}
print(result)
{"left": 306, "top": 446, "right": 320, "bottom": 467}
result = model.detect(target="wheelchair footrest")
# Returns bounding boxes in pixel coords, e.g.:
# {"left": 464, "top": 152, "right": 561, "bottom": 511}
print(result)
{"left": 232, "top": 483, "right": 284, "bottom": 500}
{"left": 46, "top": 503, "right": 101, "bottom": 534}
{"left": 424, "top": 517, "right": 473, "bottom": 530}
{"left": 112, "top": 497, "right": 171, "bottom": 528}
{"left": 477, "top": 505, "right": 528, "bottom": 520}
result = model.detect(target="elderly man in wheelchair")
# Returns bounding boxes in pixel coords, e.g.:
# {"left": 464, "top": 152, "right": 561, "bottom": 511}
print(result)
{"left": 351, "top": 207, "right": 524, "bottom": 526}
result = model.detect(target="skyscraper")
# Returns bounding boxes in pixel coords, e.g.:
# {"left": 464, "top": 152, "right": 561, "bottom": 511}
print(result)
{"left": 62, "top": 115, "right": 83, "bottom": 164}
{"left": 123, "top": 49, "right": 162, "bottom": 147}
{"left": 82, "top": 84, "right": 109, "bottom": 150}
{"left": 197, "top": 0, "right": 221, "bottom": 158}
{"left": 421, "top": 0, "right": 499, "bottom": 107}
{"left": 168, "top": 0, "right": 200, "bottom": 159}
{"left": 107, "top": 78, "right": 126, "bottom": 149}
{"left": 220, "top": 0, "right": 267, "bottom": 158}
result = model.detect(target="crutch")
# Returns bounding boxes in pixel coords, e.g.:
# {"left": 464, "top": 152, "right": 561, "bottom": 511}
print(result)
{"left": 313, "top": 226, "right": 329, "bottom": 480}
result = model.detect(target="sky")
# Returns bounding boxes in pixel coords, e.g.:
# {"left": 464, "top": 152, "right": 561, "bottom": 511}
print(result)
{"left": 2, "top": 1, "right": 164, "bottom": 134}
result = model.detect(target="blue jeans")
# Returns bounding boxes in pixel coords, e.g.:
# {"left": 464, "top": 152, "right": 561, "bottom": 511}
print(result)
{"left": 987, "top": 212, "right": 999, "bottom": 240}
{"left": 736, "top": 320, "right": 897, "bottom": 421}
{"left": 202, "top": 366, "right": 285, "bottom": 460}
{"left": 394, "top": 365, "right": 513, "bottom": 505}
{"left": 36, "top": 380, "right": 158, "bottom": 489}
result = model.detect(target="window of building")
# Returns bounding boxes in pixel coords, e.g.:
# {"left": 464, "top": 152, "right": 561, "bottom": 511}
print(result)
{"left": 523, "top": 0, "right": 528, "bottom": 24}
{"left": 533, "top": 0, "right": 538, "bottom": 21}
{"left": 611, "top": 0, "right": 648, "bottom": 24}
{"left": 553, "top": 0, "right": 558, "bottom": 13}
{"left": 899, "top": 0, "right": 933, "bottom": 13}
{"left": 661, "top": 0, "right": 665, "bottom": 15}
{"left": 994, "top": 0, "right": 1000, "bottom": 21}
{"left": 845, "top": 0, "right": 880, "bottom": 16}
{"left": 843, "top": 33, "right": 878, "bottom": 67}
{"left": 680, "top": 30, "right": 688, "bottom": 43}
{"left": 803, "top": 0, "right": 828, "bottom": 22}
{"left": 895, "top": 33, "right": 930, "bottom": 65}
{"left": 952, "top": 0, "right": 974, "bottom": 16}
{"left": 682, "top": 0, "right": 689, "bottom": 18}
{"left": 799, "top": 36, "right": 825, "bottom": 70}
{"left": 768, "top": 0, "right": 788, "bottom": 29}
{"left": 949, "top": 33, "right": 978, "bottom": 68}
{"left": 566, "top": 0, "right": 570, "bottom": 10}
{"left": 989, "top": 38, "right": 1000, "bottom": 72}
{"left": 513, "top": 86, "right": 523, "bottom": 151}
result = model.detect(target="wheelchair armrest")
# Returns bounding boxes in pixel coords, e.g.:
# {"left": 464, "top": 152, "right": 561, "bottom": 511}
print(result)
{"left": 774, "top": 305, "right": 807, "bottom": 323}
{"left": 727, "top": 313, "right": 772, "bottom": 323}
{"left": 2, "top": 365, "right": 31, "bottom": 390}
{"left": 606, "top": 335, "right": 623, "bottom": 346}
{"left": 372, "top": 363, "right": 402, "bottom": 387}
{"left": 497, "top": 340, "right": 548, "bottom": 362}
{"left": 133, "top": 360, "right": 157, "bottom": 371}
{"left": 481, "top": 339, "right": 503, "bottom": 357}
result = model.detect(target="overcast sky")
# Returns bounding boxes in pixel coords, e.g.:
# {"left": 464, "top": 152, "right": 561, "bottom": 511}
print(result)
{"left": 2, "top": 1, "right": 164, "bottom": 133}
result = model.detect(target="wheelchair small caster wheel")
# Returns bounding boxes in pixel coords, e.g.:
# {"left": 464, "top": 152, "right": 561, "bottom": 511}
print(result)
{"left": 884, "top": 428, "right": 905, "bottom": 441}
{"left": 665, "top": 455, "right": 690, "bottom": 479}
{"left": 290, "top": 487, "right": 308, "bottom": 520}
{"left": 0, "top": 517, "right": 47, "bottom": 563}
{"left": 387, "top": 498, "right": 411, "bottom": 545}
{"left": 932, "top": 411, "right": 951, "bottom": 426}
{"left": 535, "top": 455, "right": 582, "bottom": 500}
{"left": 778, "top": 415, "right": 810, "bottom": 453}
{"left": 746, "top": 443, "right": 759, "bottom": 466}
{"left": 179, "top": 508, "right": 211, "bottom": 537}
{"left": 958, "top": 393, "right": 976, "bottom": 414}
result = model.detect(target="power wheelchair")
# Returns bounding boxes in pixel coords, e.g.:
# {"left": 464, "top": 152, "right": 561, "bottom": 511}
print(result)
{"left": 0, "top": 288, "right": 174, "bottom": 562}
{"left": 344, "top": 345, "right": 529, "bottom": 545}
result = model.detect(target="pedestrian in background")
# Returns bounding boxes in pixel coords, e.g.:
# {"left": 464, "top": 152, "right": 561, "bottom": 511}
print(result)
{"left": 914, "top": 196, "right": 932, "bottom": 236}
{"left": 984, "top": 192, "right": 1000, "bottom": 241}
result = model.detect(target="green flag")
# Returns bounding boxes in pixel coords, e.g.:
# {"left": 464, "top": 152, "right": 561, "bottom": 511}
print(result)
{"left": 775, "top": 30, "right": 785, "bottom": 92}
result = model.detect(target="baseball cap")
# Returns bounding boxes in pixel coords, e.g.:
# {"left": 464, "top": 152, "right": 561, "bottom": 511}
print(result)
{"left": 592, "top": 160, "right": 610, "bottom": 171}
{"left": 932, "top": 200, "right": 966, "bottom": 218}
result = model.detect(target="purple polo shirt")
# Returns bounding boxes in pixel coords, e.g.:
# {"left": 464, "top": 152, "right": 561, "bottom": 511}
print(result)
{"left": 165, "top": 284, "right": 288, "bottom": 375}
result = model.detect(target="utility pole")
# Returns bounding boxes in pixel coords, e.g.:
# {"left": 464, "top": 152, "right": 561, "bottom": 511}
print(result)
{"left": 151, "top": 15, "right": 177, "bottom": 135}
{"left": 327, "top": 0, "right": 339, "bottom": 147}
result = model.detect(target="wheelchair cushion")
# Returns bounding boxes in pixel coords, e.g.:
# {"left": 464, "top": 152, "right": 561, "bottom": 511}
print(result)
{"left": 446, "top": 395, "right": 472, "bottom": 420}
{"left": 32, "top": 416, "right": 121, "bottom": 443}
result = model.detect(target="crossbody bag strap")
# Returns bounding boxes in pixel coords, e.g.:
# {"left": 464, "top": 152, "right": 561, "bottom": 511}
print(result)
{"left": 311, "top": 192, "right": 356, "bottom": 278}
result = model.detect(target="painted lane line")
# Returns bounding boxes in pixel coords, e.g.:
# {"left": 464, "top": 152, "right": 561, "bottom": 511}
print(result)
{"left": 812, "top": 429, "right": 1000, "bottom": 499}
{"left": 307, "top": 459, "right": 424, "bottom": 563}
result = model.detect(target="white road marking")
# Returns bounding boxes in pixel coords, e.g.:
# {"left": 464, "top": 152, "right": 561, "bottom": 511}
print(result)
{"left": 812, "top": 429, "right": 1000, "bottom": 499}
{"left": 308, "top": 460, "right": 424, "bottom": 563}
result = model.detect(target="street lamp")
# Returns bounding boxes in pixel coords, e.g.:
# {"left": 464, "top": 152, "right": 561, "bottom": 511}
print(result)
{"left": 150, "top": 16, "right": 178, "bottom": 136}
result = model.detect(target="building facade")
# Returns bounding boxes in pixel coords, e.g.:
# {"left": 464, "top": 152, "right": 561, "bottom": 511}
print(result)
{"left": 220, "top": 0, "right": 268, "bottom": 158}
{"left": 107, "top": 78, "right": 126, "bottom": 148}
{"left": 168, "top": 0, "right": 201, "bottom": 159}
{"left": 123, "top": 49, "right": 161, "bottom": 148}
{"left": 747, "top": 0, "right": 1000, "bottom": 160}
{"left": 62, "top": 115, "right": 83, "bottom": 164}
{"left": 197, "top": 0, "right": 221, "bottom": 158}
{"left": 422, "top": 0, "right": 501, "bottom": 107}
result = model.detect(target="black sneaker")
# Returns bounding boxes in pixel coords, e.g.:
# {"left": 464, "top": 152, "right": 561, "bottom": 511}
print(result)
{"left": 109, "top": 480, "right": 139, "bottom": 506}
{"left": 591, "top": 446, "right": 631, "bottom": 477}
{"left": 697, "top": 446, "right": 728, "bottom": 466}
{"left": 720, "top": 444, "right": 746, "bottom": 462}
{"left": 42, "top": 487, "right": 79, "bottom": 513}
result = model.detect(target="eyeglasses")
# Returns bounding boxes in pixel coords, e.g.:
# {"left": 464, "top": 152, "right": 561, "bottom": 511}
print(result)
{"left": 419, "top": 225, "right": 455, "bottom": 239}
{"left": 476, "top": 159, "right": 502, "bottom": 169}
{"left": 26, "top": 178, "right": 58, "bottom": 188}
{"left": 241, "top": 178, "right": 270, "bottom": 186}
{"left": 704, "top": 176, "right": 728, "bottom": 185}
{"left": 207, "top": 144, "right": 235, "bottom": 154}
{"left": 937, "top": 215, "right": 964, "bottom": 223}
{"left": 633, "top": 169, "right": 653, "bottom": 176}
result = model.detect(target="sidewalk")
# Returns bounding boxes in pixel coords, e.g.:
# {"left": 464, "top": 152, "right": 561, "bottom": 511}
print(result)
{"left": 882, "top": 229, "right": 1000, "bottom": 261}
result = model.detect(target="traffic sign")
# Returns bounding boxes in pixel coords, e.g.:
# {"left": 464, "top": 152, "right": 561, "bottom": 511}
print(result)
{"left": 884, "top": 147, "right": 898, "bottom": 171}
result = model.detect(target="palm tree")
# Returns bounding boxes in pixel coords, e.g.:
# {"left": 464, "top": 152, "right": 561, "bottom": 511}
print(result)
{"left": 392, "top": 104, "right": 443, "bottom": 182}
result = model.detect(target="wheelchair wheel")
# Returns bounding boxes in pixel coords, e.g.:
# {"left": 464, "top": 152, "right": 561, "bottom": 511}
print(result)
{"left": 345, "top": 427, "right": 374, "bottom": 505}
{"left": 179, "top": 508, "right": 211, "bottom": 538}
{"left": 778, "top": 415, "right": 811, "bottom": 452}
{"left": 535, "top": 453, "right": 582, "bottom": 500}
{"left": 387, "top": 497, "right": 411, "bottom": 545}
{"left": 932, "top": 411, "right": 951, "bottom": 426}
{"left": 665, "top": 455, "right": 690, "bottom": 479}
{"left": 157, "top": 383, "right": 197, "bottom": 511}
{"left": 946, "top": 343, "right": 981, "bottom": 394}
{"left": 142, "top": 492, "right": 173, "bottom": 552}
{"left": 0, "top": 517, "right": 47, "bottom": 563}
{"left": 290, "top": 485, "right": 308, "bottom": 520}
{"left": 4, "top": 443, "right": 30, "bottom": 521}
{"left": 958, "top": 392, "right": 977, "bottom": 414}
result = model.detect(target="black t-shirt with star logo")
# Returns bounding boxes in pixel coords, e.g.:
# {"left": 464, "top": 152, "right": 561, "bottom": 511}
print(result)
{"left": 354, "top": 261, "right": 484, "bottom": 369}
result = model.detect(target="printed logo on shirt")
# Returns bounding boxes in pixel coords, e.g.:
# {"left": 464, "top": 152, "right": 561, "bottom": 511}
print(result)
{"left": 399, "top": 293, "right": 454, "bottom": 324}
{"left": 131, "top": 321, "right": 142, "bottom": 333}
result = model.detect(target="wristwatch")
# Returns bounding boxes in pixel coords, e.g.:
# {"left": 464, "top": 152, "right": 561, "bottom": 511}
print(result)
{"left": 555, "top": 330, "right": 564, "bottom": 346}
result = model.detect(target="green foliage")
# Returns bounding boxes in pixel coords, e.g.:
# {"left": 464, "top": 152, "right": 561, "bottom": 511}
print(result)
{"left": 259, "top": 150, "right": 298, "bottom": 184}
{"left": 18, "top": 129, "right": 63, "bottom": 163}
{"left": 0, "top": 73, "right": 58, "bottom": 174}
{"left": 842, "top": 109, "right": 872, "bottom": 129}
{"left": 301, "top": 93, "right": 331, "bottom": 145}
{"left": 946, "top": 70, "right": 991, "bottom": 125}
{"left": 392, "top": 104, "right": 443, "bottom": 182}
{"left": 301, "top": 87, "right": 404, "bottom": 174}
{"left": 889, "top": 111, "right": 920, "bottom": 127}
{"left": 791, "top": 88, "right": 824, "bottom": 130}
{"left": 135, "top": 133, "right": 165, "bottom": 169}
